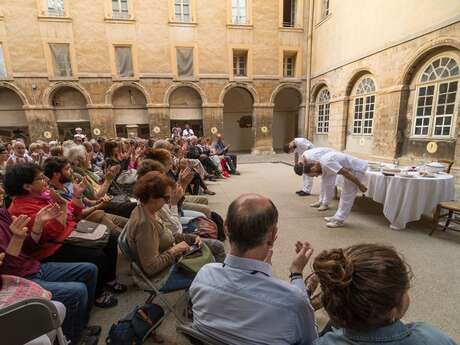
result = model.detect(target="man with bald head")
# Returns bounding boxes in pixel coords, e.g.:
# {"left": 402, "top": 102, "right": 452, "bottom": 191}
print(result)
{"left": 190, "top": 194, "right": 318, "bottom": 345}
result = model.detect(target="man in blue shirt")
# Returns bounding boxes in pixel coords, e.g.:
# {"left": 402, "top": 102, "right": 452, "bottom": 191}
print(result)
{"left": 190, "top": 193, "right": 318, "bottom": 345}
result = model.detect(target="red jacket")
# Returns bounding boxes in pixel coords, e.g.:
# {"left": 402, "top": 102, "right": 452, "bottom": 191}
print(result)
{"left": 8, "top": 193, "right": 83, "bottom": 260}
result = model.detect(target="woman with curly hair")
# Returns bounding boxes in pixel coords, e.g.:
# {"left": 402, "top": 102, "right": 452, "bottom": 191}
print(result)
{"left": 312, "top": 243, "right": 457, "bottom": 345}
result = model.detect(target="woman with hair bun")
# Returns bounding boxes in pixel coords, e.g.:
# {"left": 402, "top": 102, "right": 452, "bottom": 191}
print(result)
{"left": 312, "top": 244, "right": 457, "bottom": 345}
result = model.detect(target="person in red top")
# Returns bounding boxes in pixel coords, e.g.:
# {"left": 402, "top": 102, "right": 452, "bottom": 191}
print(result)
{"left": 5, "top": 163, "right": 123, "bottom": 308}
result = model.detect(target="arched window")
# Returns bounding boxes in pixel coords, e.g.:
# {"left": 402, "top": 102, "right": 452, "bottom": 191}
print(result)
{"left": 316, "top": 87, "right": 330, "bottom": 134}
{"left": 413, "top": 56, "right": 459, "bottom": 137}
{"left": 352, "top": 76, "right": 375, "bottom": 135}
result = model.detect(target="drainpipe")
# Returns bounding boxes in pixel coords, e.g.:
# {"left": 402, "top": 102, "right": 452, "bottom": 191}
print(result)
{"left": 304, "top": 0, "right": 315, "bottom": 138}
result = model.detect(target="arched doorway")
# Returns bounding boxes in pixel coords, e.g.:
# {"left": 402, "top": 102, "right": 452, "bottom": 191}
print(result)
{"left": 52, "top": 86, "right": 91, "bottom": 141}
{"left": 223, "top": 87, "right": 254, "bottom": 152}
{"left": 0, "top": 87, "right": 29, "bottom": 143}
{"left": 113, "top": 86, "right": 150, "bottom": 138}
{"left": 272, "top": 87, "right": 301, "bottom": 151}
{"left": 169, "top": 86, "right": 203, "bottom": 137}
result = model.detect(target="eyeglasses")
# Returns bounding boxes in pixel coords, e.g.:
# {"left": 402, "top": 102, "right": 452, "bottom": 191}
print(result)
{"left": 33, "top": 175, "right": 48, "bottom": 182}
{"left": 161, "top": 195, "right": 171, "bottom": 203}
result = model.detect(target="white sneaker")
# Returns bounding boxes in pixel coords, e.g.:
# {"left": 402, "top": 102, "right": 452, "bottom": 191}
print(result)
{"left": 318, "top": 204, "right": 329, "bottom": 211}
{"left": 310, "top": 201, "right": 322, "bottom": 208}
{"left": 324, "top": 216, "right": 337, "bottom": 222}
{"left": 326, "top": 220, "right": 345, "bottom": 228}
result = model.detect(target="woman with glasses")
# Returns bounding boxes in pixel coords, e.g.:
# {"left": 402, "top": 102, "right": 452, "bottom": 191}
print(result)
{"left": 125, "top": 171, "right": 202, "bottom": 291}
{"left": 4, "top": 163, "right": 122, "bottom": 308}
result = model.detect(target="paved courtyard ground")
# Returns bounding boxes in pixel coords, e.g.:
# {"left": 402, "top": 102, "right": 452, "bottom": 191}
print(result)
{"left": 92, "top": 161, "right": 460, "bottom": 344}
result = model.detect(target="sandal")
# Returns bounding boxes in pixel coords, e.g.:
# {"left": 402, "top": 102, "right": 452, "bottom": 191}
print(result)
{"left": 94, "top": 292, "right": 118, "bottom": 308}
{"left": 105, "top": 281, "right": 128, "bottom": 293}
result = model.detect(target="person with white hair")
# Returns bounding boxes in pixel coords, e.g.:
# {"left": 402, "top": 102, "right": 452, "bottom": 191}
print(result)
{"left": 6, "top": 140, "right": 33, "bottom": 168}
{"left": 284, "top": 138, "right": 315, "bottom": 196}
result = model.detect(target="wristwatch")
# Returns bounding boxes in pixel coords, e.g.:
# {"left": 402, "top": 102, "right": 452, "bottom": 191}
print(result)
{"left": 289, "top": 272, "right": 303, "bottom": 280}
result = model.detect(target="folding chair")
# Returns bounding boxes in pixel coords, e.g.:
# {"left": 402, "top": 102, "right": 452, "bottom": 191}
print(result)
{"left": 118, "top": 225, "right": 187, "bottom": 338}
{"left": 0, "top": 298, "right": 67, "bottom": 345}
{"left": 177, "top": 323, "right": 228, "bottom": 345}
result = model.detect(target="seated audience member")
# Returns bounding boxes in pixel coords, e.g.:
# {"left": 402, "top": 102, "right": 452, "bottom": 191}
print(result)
{"left": 143, "top": 149, "right": 213, "bottom": 216}
{"left": 43, "top": 157, "right": 127, "bottom": 234}
{"left": 104, "top": 140, "right": 129, "bottom": 173}
{"left": 0, "top": 206, "right": 100, "bottom": 345}
{"left": 136, "top": 161, "right": 226, "bottom": 263}
{"left": 49, "top": 145, "right": 64, "bottom": 157}
{"left": 4, "top": 163, "right": 123, "bottom": 308}
{"left": 125, "top": 172, "right": 204, "bottom": 291}
{"left": 313, "top": 244, "right": 458, "bottom": 345}
{"left": 67, "top": 145, "right": 136, "bottom": 218}
{"left": 187, "top": 136, "right": 220, "bottom": 179}
{"left": 190, "top": 193, "right": 318, "bottom": 345}
{"left": 212, "top": 133, "right": 239, "bottom": 175}
{"left": 6, "top": 140, "right": 33, "bottom": 168}
{"left": 29, "top": 142, "right": 46, "bottom": 167}
{"left": 0, "top": 144, "right": 8, "bottom": 183}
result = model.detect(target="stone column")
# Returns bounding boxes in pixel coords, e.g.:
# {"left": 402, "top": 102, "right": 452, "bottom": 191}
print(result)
{"left": 24, "top": 106, "right": 59, "bottom": 142}
{"left": 147, "top": 105, "right": 170, "bottom": 140}
{"left": 298, "top": 104, "right": 306, "bottom": 138}
{"left": 252, "top": 104, "right": 275, "bottom": 154}
{"left": 329, "top": 97, "right": 348, "bottom": 151}
{"left": 202, "top": 104, "right": 224, "bottom": 139}
{"left": 307, "top": 101, "right": 316, "bottom": 139}
{"left": 87, "top": 105, "right": 116, "bottom": 138}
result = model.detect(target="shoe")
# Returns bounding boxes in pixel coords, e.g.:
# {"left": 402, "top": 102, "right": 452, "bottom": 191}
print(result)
{"left": 296, "top": 190, "right": 304, "bottom": 195}
{"left": 326, "top": 220, "right": 345, "bottom": 228}
{"left": 94, "top": 292, "right": 118, "bottom": 308}
{"left": 310, "top": 201, "right": 322, "bottom": 208}
{"left": 324, "top": 216, "right": 338, "bottom": 222}
{"left": 297, "top": 191, "right": 310, "bottom": 196}
{"left": 203, "top": 189, "right": 216, "bottom": 195}
{"left": 318, "top": 204, "right": 329, "bottom": 211}
{"left": 231, "top": 171, "right": 241, "bottom": 175}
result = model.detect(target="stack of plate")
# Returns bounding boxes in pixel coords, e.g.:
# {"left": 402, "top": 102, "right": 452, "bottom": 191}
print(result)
{"left": 368, "top": 162, "right": 381, "bottom": 171}
{"left": 382, "top": 168, "right": 401, "bottom": 176}
{"left": 425, "top": 162, "right": 447, "bottom": 174}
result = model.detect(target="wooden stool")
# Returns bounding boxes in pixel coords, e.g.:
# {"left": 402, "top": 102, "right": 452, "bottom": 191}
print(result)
{"left": 431, "top": 201, "right": 460, "bottom": 235}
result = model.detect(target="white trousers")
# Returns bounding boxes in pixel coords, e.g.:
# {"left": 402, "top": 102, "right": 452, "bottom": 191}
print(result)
{"left": 333, "top": 172, "right": 367, "bottom": 222}
{"left": 319, "top": 175, "right": 337, "bottom": 205}
{"left": 301, "top": 174, "right": 314, "bottom": 193}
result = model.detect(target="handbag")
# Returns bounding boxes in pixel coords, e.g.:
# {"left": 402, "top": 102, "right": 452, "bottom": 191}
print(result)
{"left": 106, "top": 303, "right": 164, "bottom": 345}
{"left": 177, "top": 243, "right": 215, "bottom": 274}
{"left": 116, "top": 169, "right": 138, "bottom": 185}
{"left": 65, "top": 221, "right": 110, "bottom": 248}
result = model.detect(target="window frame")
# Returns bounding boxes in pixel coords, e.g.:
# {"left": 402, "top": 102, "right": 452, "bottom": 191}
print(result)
{"left": 38, "top": 0, "right": 70, "bottom": 19}
{"left": 411, "top": 55, "right": 459, "bottom": 139}
{"left": 112, "top": 0, "right": 130, "bottom": 19}
{"left": 104, "top": 0, "right": 135, "bottom": 21}
{"left": 279, "top": 0, "right": 304, "bottom": 30}
{"left": 45, "top": 41, "right": 77, "bottom": 80}
{"left": 321, "top": 0, "right": 330, "bottom": 20}
{"left": 110, "top": 42, "right": 139, "bottom": 80}
{"left": 114, "top": 45, "right": 135, "bottom": 77}
{"left": 0, "top": 42, "right": 12, "bottom": 79}
{"left": 229, "top": 0, "right": 250, "bottom": 25}
{"left": 229, "top": 46, "right": 252, "bottom": 80}
{"left": 170, "top": 0, "right": 196, "bottom": 24}
{"left": 316, "top": 87, "right": 330, "bottom": 135}
{"left": 351, "top": 76, "right": 376, "bottom": 136}
{"left": 171, "top": 43, "right": 199, "bottom": 80}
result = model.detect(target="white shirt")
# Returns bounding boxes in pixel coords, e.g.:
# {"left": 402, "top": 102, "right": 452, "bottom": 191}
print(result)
{"left": 182, "top": 128, "right": 194, "bottom": 138}
{"left": 302, "top": 147, "right": 334, "bottom": 162}
{"left": 294, "top": 138, "right": 314, "bottom": 155}
{"left": 320, "top": 151, "right": 368, "bottom": 175}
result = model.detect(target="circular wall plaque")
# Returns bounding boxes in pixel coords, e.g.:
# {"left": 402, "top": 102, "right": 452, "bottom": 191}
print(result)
{"left": 153, "top": 126, "right": 161, "bottom": 134}
{"left": 427, "top": 141, "right": 438, "bottom": 154}
{"left": 261, "top": 126, "right": 268, "bottom": 133}
{"left": 359, "top": 137, "right": 365, "bottom": 146}
{"left": 43, "top": 131, "right": 52, "bottom": 139}
{"left": 93, "top": 128, "right": 101, "bottom": 136}
{"left": 211, "top": 127, "right": 218, "bottom": 134}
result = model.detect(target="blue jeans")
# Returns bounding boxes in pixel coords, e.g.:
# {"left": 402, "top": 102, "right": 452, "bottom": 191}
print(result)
{"left": 160, "top": 265, "right": 195, "bottom": 292}
{"left": 28, "top": 262, "right": 98, "bottom": 342}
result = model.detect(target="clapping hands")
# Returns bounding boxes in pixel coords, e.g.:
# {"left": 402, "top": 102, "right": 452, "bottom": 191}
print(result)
{"left": 290, "top": 241, "right": 314, "bottom": 274}
{"left": 9, "top": 215, "right": 31, "bottom": 239}
{"left": 36, "top": 204, "right": 62, "bottom": 224}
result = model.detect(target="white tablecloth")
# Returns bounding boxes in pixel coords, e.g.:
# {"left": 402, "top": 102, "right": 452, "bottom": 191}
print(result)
{"left": 365, "top": 171, "right": 455, "bottom": 229}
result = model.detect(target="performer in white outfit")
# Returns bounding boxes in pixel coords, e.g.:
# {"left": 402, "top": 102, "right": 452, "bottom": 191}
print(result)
{"left": 298, "top": 147, "right": 334, "bottom": 211}
{"left": 284, "top": 137, "right": 314, "bottom": 196}
{"left": 303, "top": 151, "right": 368, "bottom": 228}
{"left": 182, "top": 124, "right": 195, "bottom": 138}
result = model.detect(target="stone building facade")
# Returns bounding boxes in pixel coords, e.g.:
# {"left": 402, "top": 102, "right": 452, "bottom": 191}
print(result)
{"left": 306, "top": 0, "right": 460, "bottom": 179}
{"left": 0, "top": 0, "right": 309, "bottom": 153}
{"left": 0, "top": 0, "right": 459, "bottom": 173}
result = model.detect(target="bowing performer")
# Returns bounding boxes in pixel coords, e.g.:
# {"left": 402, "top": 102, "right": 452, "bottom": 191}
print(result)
{"left": 303, "top": 151, "right": 368, "bottom": 228}
{"left": 284, "top": 137, "right": 314, "bottom": 196}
